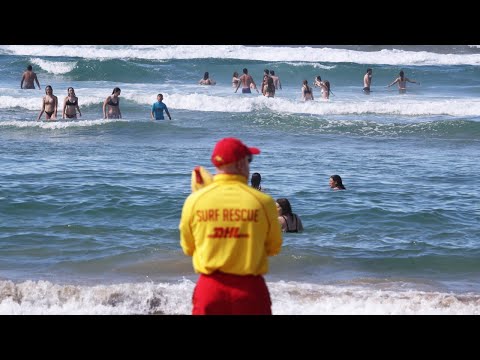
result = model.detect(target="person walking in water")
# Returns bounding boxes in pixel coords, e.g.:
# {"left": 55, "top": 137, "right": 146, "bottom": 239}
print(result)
{"left": 103, "top": 87, "right": 122, "bottom": 119}
{"left": 388, "top": 70, "right": 420, "bottom": 93}
{"left": 62, "top": 87, "right": 81, "bottom": 119}
{"left": 151, "top": 93, "right": 171, "bottom": 121}
{"left": 21, "top": 65, "right": 41, "bottom": 90}
{"left": 235, "top": 68, "right": 259, "bottom": 94}
{"left": 363, "top": 68, "right": 373, "bottom": 94}
{"left": 179, "top": 137, "right": 282, "bottom": 315}
{"left": 37, "top": 85, "right": 58, "bottom": 121}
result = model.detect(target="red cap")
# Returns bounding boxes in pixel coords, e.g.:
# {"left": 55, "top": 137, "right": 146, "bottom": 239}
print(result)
{"left": 211, "top": 137, "right": 260, "bottom": 167}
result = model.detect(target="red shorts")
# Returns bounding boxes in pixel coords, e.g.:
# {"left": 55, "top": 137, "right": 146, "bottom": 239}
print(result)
{"left": 192, "top": 272, "right": 272, "bottom": 315}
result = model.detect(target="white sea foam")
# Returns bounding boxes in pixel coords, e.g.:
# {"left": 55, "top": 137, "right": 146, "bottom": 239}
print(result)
{"left": 3, "top": 90, "right": 480, "bottom": 118}
{"left": 0, "top": 279, "right": 478, "bottom": 315}
{"left": 31, "top": 57, "right": 77, "bottom": 74}
{"left": 2, "top": 45, "right": 480, "bottom": 66}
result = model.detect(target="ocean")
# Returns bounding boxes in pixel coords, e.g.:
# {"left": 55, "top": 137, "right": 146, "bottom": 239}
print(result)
{"left": 0, "top": 45, "right": 479, "bottom": 314}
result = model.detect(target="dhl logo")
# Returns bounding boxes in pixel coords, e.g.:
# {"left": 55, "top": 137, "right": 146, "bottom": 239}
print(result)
{"left": 208, "top": 227, "right": 249, "bottom": 239}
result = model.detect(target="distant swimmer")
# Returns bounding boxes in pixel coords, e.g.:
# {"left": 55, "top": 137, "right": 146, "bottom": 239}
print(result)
{"left": 199, "top": 72, "right": 216, "bottom": 85}
{"left": 235, "top": 68, "right": 259, "bottom": 94}
{"left": 103, "top": 87, "right": 122, "bottom": 119}
{"left": 363, "top": 68, "right": 373, "bottom": 94}
{"left": 388, "top": 70, "right": 420, "bottom": 93}
{"left": 329, "top": 174, "right": 346, "bottom": 190}
{"left": 251, "top": 172, "right": 263, "bottom": 191}
{"left": 37, "top": 85, "right": 58, "bottom": 121}
{"left": 63, "top": 87, "right": 81, "bottom": 119}
{"left": 21, "top": 65, "right": 41, "bottom": 90}
{"left": 276, "top": 198, "right": 304, "bottom": 233}
{"left": 151, "top": 93, "right": 171, "bottom": 121}
{"left": 302, "top": 80, "right": 314, "bottom": 101}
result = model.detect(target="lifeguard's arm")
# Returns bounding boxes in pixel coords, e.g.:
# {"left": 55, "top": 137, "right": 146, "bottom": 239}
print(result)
{"left": 179, "top": 196, "right": 196, "bottom": 256}
{"left": 37, "top": 97, "right": 45, "bottom": 121}
{"left": 20, "top": 74, "right": 25, "bottom": 89}
{"left": 151, "top": 103, "right": 155, "bottom": 120}
{"left": 165, "top": 106, "right": 171, "bottom": 120}
{"left": 34, "top": 74, "right": 40, "bottom": 89}
{"left": 265, "top": 199, "right": 283, "bottom": 256}
{"left": 62, "top": 97, "right": 67, "bottom": 118}
{"left": 103, "top": 97, "right": 108, "bottom": 118}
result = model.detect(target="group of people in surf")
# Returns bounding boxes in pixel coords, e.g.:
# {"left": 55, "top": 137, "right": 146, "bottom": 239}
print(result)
{"left": 23, "top": 63, "right": 420, "bottom": 121}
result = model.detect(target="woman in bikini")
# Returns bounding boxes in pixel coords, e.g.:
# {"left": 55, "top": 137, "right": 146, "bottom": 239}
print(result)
{"left": 103, "top": 87, "right": 122, "bottom": 119}
{"left": 276, "top": 198, "right": 304, "bottom": 233}
{"left": 232, "top": 71, "right": 240, "bottom": 88}
{"left": 302, "top": 80, "right": 314, "bottom": 101}
{"left": 264, "top": 76, "right": 275, "bottom": 98}
{"left": 37, "top": 85, "right": 58, "bottom": 121}
{"left": 314, "top": 76, "right": 331, "bottom": 99}
{"left": 62, "top": 87, "right": 81, "bottom": 119}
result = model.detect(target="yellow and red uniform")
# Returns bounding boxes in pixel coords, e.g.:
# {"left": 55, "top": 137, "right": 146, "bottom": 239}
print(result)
{"left": 179, "top": 173, "right": 283, "bottom": 314}
{"left": 180, "top": 174, "right": 282, "bottom": 275}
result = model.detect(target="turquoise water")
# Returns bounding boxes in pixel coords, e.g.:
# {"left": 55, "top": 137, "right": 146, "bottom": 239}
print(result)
{"left": 0, "top": 45, "right": 479, "bottom": 314}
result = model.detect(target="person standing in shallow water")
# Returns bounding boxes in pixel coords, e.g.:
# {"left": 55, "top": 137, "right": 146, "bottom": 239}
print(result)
{"left": 199, "top": 71, "right": 216, "bottom": 85}
{"left": 235, "top": 68, "right": 259, "bottom": 94}
{"left": 21, "top": 65, "right": 41, "bottom": 90}
{"left": 363, "top": 68, "right": 373, "bottom": 94}
{"left": 302, "top": 80, "right": 314, "bottom": 101}
{"left": 179, "top": 137, "right": 282, "bottom": 315}
{"left": 63, "top": 87, "right": 81, "bottom": 119}
{"left": 388, "top": 70, "right": 420, "bottom": 93}
{"left": 37, "top": 85, "right": 58, "bottom": 121}
{"left": 103, "top": 87, "right": 122, "bottom": 119}
{"left": 151, "top": 93, "right": 171, "bottom": 121}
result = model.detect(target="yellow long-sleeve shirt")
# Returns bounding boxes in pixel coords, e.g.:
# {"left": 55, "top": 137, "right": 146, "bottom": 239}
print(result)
{"left": 179, "top": 174, "right": 283, "bottom": 275}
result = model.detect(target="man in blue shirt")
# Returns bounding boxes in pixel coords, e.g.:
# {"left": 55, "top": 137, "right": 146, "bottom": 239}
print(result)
{"left": 151, "top": 94, "right": 171, "bottom": 120}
